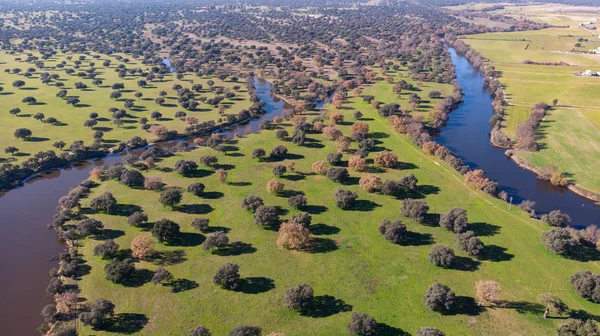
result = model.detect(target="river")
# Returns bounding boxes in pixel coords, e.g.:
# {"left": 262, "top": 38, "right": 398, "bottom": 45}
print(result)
{"left": 437, "top": 48, "right": 600, "bottom": 229}
{"left": 0, "top": 78, "right": 292, "bottom": 335}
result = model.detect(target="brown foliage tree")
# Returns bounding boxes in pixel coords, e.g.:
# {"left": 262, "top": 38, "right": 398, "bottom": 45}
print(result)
{"left": 266, "top": 178, "right": 285, "bottom": 194}
{"left": 131, "top": 235, "right": 154, "bottom": 259}
{"left": 374, "top": 150, "right": 398, "bottom": 168}
{"left": 312, "top": 161, "right": 329, "bottom": 175}
{"left": 348, "top": 155, "right": 368, "bottom": 172}
{"left": 277, "top": 222, "right": 310, "bottom": 250}
{"left": 359, "top": 174, "right": 382, "bottom": 192}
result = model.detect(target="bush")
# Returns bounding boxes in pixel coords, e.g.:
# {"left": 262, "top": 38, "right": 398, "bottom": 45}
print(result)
{"left": 188, "top": 182, "right": 206, "bottom": 196}
{"left": 428, "top": 245, "right": 455, "bottom": 268}
{"left": 284, "top": 284, "right": 314, "bottom": 311}
{"left": 253, "top": 205, "right": 279, "bottom": 226}
{"left": 416, "top": 327, "right": 445, "bottom": 336}
{"left": 241, "top": 195, "right": 264, "bottom": 212}
{"left": 327, "top": 152, "right": 343, "bottom": 166}
{"left": 456, "top": 231, "right": 485, "bottom": 257}
{"left": 270, "top": 145, "right": 288, "bottom": 158}
{"left": 423, "top": 282, "right": 455, "bottom": 312}
{"left": 192, "top": 218, "right": 210, "bottom": 231}
{"left": 273, "top": 165, "right": 287, "bottom": 177}
{"left": 570, "top": 271, "right": 600, "bottom": 303}
{"left": 327, "top": 167, "right": 349, "bottom": 183}
{"left": 152, "top": 219, "right": 180, "bottom": 242}
{"left": 359, "top": 175, "right": 382, "bottom": 192}
{"left": 252, "top": 148, "right": 266, "bottom": 160}
{"left": 542, "top": 228, "right": 579, "bottom": 254}
{"left": 104, "top": 258, "right": 134, "bottom": 283}
{"left": 374, "top": 150, "right": 398, "bottom": 168}
{"left": 276, "top": 129, "right": 289, "bottom": 140}
{"left": 289, "top": 212, "right": 312, "bottom": 228}
{"left": 439, "top": 208, "right": 468, "bottom": 233}
{"left": 541, "top": 210, "right": 571, "bottom": 227}
{"left": 266, "top": 178, "right": 285, "bottom": 194}
{"left": 557, "top": 319, "right": 600, "bottom": 336}
{"left": 199, "top": 155, "right": 218, "bottom": 167}
{"left": 213, "top": 263, "right": 240, "bottom": 290}
{"left": 228, "top": 326, "right": 262, "bottom": 336}
{"left": 378, "top": 219, "right": 408, "bottom": 243}
{"left": 120, "top": 169, "right": 145, "bottom": 187}
{"left": 144, "top": 176, "right": 164, "bottom": 190}
{"left": 203, "top": 231, "right": 229, "bottom": 250}
{"left": 401, "top": 199, "right": 429, "bottom": 222}
{"left": 128, "top": 211, "right": 148, "bottom": 226}
{"left": 152, "top": 267, "right": 173, "bottom": 285}
{"left": 334, "top": 188, "right": 358, "bottom": 209}
{"left": 190, "top": 326, "right": 212, "bottom": 336}
{"left": 288, "top": 195, "right": 307, "bottom": 209}
{"left": 93, "top": 240, "right": 119, "bottom": 259}
{"left": 347, "top": 312, "right": 377, "bottom": 336}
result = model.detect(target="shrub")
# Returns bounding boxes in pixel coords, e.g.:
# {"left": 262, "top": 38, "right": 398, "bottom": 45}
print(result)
{"left": 253, "top": 205, "right": 279, "bottom": 226}
{"left": 329, "top": 112, "right": 344, "bottom": 124}
{"left": 216, "top": 169, "right": 228, "bottom": 183}
{"left": 144, "top": 176, "right": 164, "bottom": 190}
{"left": 289, "top": 212, "right": 312, "bottom": 228}
{"left": 270, "top": 145, "right": 288, "bottom": 158}
{"left": 104, "top": 258, "right": 134, "bottom": 283}
{"left": 541, "top": 210, "right": 571, "bottom": 227}
{"left": 378, "top": 219, "right": 408, "bottom": 243}
{"left": 334, "top": 188, "right": 358, "bottom": 209}
{"left": 131, "top": 235, "right": 154, "bottom": 259}
{"left": 557, "top": 320, "right": 600, "bottom": 336}
{"left": 288, "top": 195, "right": 307, "bottom": 209}
{"left": 327, "top": 167, "right": 349, "bottom": 183}
{"left": 152, "top": 219, "right": 180, "bottom": 242}
{"left": 174, "top": 160, "right": 198, "bottom": 175}
{"left": 190, "top": 326, "right": 212, "bottom": 336}
{"left": 401, "top": 199, "right": 429, "bottom": 222}
{"left": 188, "top": 182, "right": 206, "bottom": 196}
{"left": 128, "top": 211, "right": 148, "bottom": 226}
{"left": 570, "top": 271, "right": 600, "bottom": 303}
{"left": 277, "top": 222, "right": 310, "bottom": 250}
{"left": 203, "top": 231, "right": 229, "bottom": 250}
{"left": 351, "top": 121, "right": 369, "bottom": 134}
{"left": 348, "top": 155, "right": 367, "bottom": 172}
{"left": 439, "top": 208, "right": 468, "bottom": 233}
{"left": 428, "top": 245, "right": 455, "bottom": 268}
{"left": 327, "top": 152, "right": 343, "bottom": 166}
{"left": 159, "top": 187, "right": 183, "bottom": 209}
{"left": 273, "top": 165, "right": 287, "bottom": 177}
{"left": 475, "top": 280, "right": 501, "bottom": 305}
{"left": 374, "top": 150, "right": 398, "bottom": 168}
{"left": 252, "top": 148, "right": 266, "bottom": 160}
{"left": 152, "top": 267, "right": 173, "bottom": 285}
{"left": 464, "top": 169, "right": 489, "bottom": 190}
{"left": 266, "top": 178, "right": 285, "bottom": 194}
{"left": 399, "top": 174, "right": 418, "bottom": 191}
{"left": 456, "top": 231, "right": 485, "bottom": 257}
{"left": 336, "top": 137, "right": 351, "bottom": 152}
{"left": 312, "top": 160, "right": 329, "bottom": 175}
{"left": 199, "top": 155, "right": 218, "bottom": 167}
{"left": 416, "top": 327, "right": 445, "bottom": 336}
{"left": 228, "top": 326, "right": 262, "bottom": 336}
{"left": 276, "top": 129, "right": 289, "bottom": 140}
{"left": 93, "top": 240, "right": 119, "bottom": 259}
{"left": 191, "top": 218, "right": 210, "bottom": 231}
{"left": 284, "top": 284, "right": 314, "bottom": 311}
{"left": 213, "top": 263, "right": 240, "bottom": 290}
{"left": 241, "top": 195, "right": 264, "bottom": 212}
{"left": 381, "top": 180, "right": 403, "bottom": 197}
{"left": 423, "top": 282, "right": 455, "bottom": 312}
{"left": 322, "top": 126, "right": 343, "bottom": 140}
{"left": 120, "top": 169, "right": 145, "bottom": 187}
{"left": 347, "top": 312, "right": 377, "bottom": 336}
{"left": 542, "top": 228, "right": 579, "bottom": 254}
{"left": 359, "top": 175, "right": 382, "bottom": 192}
{"left": 354, "top": 111, "right": 363, "bottom": 119}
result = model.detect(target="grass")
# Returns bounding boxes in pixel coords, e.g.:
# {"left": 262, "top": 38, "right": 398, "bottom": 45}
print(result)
{"left": 460, "top": 20, "right": 600, "bottom": 193}
{"left": 73, "top": 80, "right": 600, "bottom": 335}
{"left": 0, "top": 50, "right": 251, "bottom": 165}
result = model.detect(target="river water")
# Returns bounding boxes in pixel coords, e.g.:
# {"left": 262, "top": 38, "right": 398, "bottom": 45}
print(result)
{"left": 2, "top": 52, "right": 599, "bottom": 334}
{"left": 0, "top": 78, "right": 291, "bottom": 335}
{"left": 437, "top": 48, "right": 600, "bottom": 229}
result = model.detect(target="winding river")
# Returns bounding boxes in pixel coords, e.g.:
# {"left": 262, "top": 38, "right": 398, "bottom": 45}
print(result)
{"left": 2, "top": 52, "right": 600, "bottom": 334}
{"left": 438, "top": 49, "right": 600, "bottom": 229}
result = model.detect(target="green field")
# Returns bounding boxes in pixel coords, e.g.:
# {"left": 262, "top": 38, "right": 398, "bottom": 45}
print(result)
{"left": 71, "top": 80, "right": 600, "bottom": 335}
{"left": 0, "top": 51, "right": 251, "bottom": 165}
{"left": 461, "top": 23, "right": 600, "bottom": 194}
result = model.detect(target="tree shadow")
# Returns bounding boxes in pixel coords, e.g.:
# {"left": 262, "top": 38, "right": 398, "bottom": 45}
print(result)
{"left": 229, "top": 181, "right": 252, "bottom": 187}
{"left": 443, "top": 296, "right": 484, "bottom": 316}
{"left": 369, "top": 132, "right": 390, "bottom": 139}
{"left": 421, "top": 213, "right": 441, "bottom": 227}
{"left": 202, "top": 191, "right": 225, "bottom": 199}
{"left": 565, "top": 244, "right": 600, "bottom": 262}
{"left": 397, "top": 231, "right": 434, "bottom": 246}
{"left": 98, "top": 229, "right": 125, "bottom": 240}
{"left": 25, "top": 136, "right": 50, "bottom": 142}
{"left": 278, "top": 190, "right": 305, "bottom": 198}
{"left": 303, "top": 205, "right": 328, "bottom": 215}
{"left": 213, "top": 163, "right": 235, "bottom": 171}
{"left": 204, "top": 226, "right": 231, "bottom": 233}
{"left": 496, "top": 300, "right": 545, "bottom": 315}
{"left": 452, "top": 256, "right": 480, "bottom": 271}
{"left": 170, "top": 232, "right": 205, "bottom": 247}
{"left": 147, "top": 249, "right": 187, "bottom": 265}
{"left": 479, "top": 245, "right": 514, "bottom": 262}
{"left": 310, "top": 224, "right": 340, "bottom": 235}
{"left": 168, "top": 278, "right": 199, "bottom": 293}
{"left": 213, "top": 242, "right": 257, "bottom": 256}
{"left": 186, "top": 169, "right": 214, "bottom": 178}
{"left": 397, "top": 162, "right": 418, "bottom": 170}
{"left": 112, "top": 204, "right": 143, "bottom": 216}
{"left": 301, "top": 295, "right": 352, "bottom": 318}
{"left": 470, "top": 222, "right": 501, "bottom": 237}
{"left": 122, "top": 269, "right": 153, "bottom": 288}
{"left": 104, "top": 313, "right": 148, "bottom": 334}
{"left": 302, "top": 238, "right": 339, "bottom": 253}
{"left": 350, "top": 199, "right": 380, "bottom": 212}
{"left": 178, "top": 204, "right": 214, "bottom": 215}
{"left": 235, "top": 277, "right": 275, "bottom": 294}
{"left": 417, "top": 185, "right": 440, "bottom": 195}
{"left": 282, "top": 174, "right": 306, "bottom": 181}
{"left": 375, "top": 323, "right": 410, "bottom": 336}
